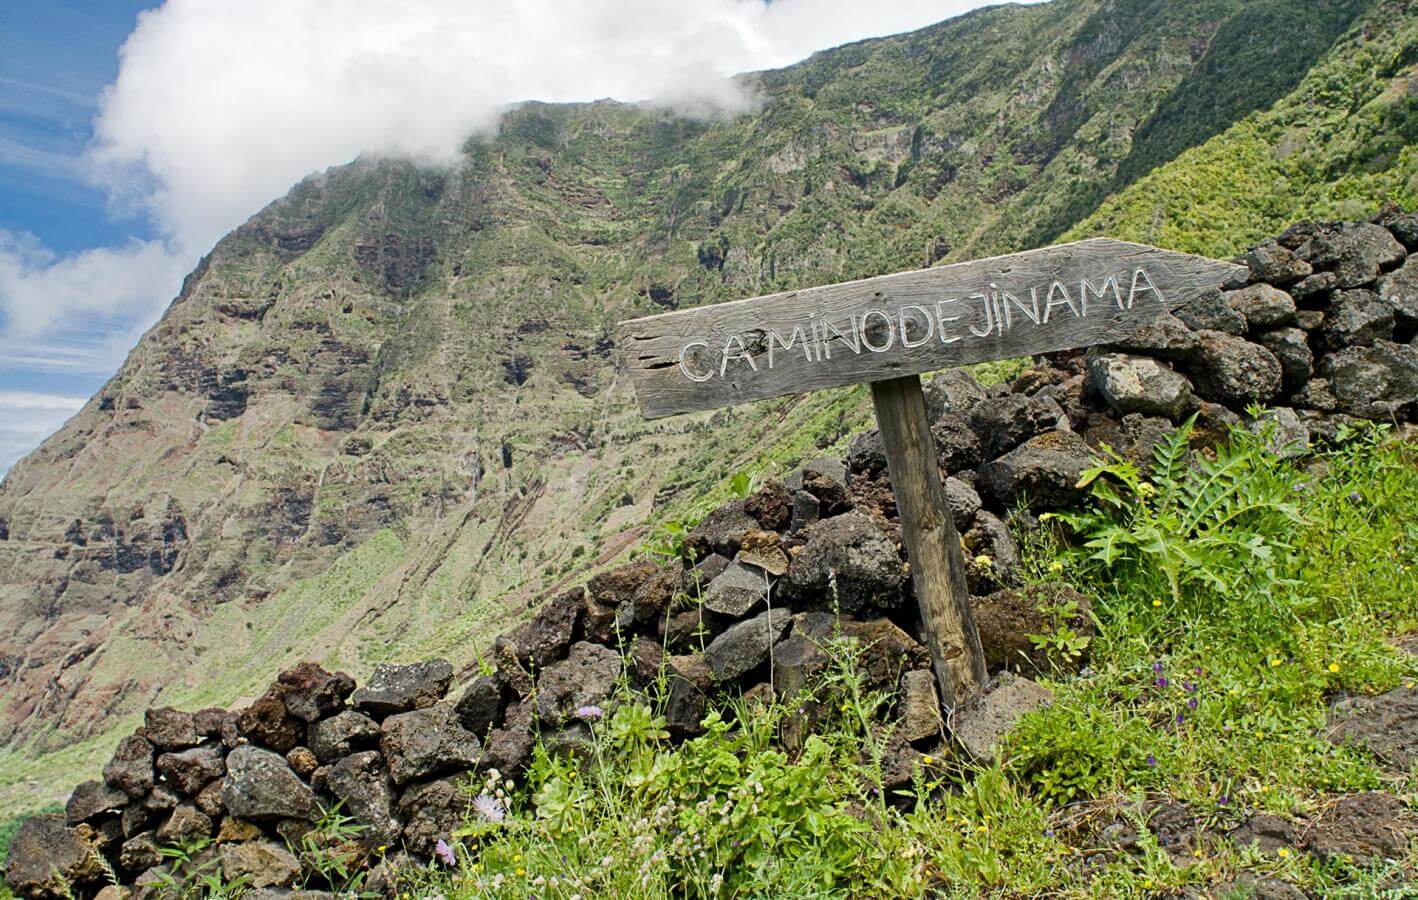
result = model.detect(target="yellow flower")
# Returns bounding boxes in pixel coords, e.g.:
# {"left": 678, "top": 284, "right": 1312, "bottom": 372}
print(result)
{"left": 517, "top": 868, "right": 526, "bottom": 876}
{"left": 1152, "top": 599, "right": 1162, "bottom": 607}
{"left": 1328, "top": 663, "right": 1339, "bottom": 674}
{"left": 1277, "top": 848, "right": 1290, "bottom": 858}
{"left": 1270, "top": 658, "right": 1282, "bottom": 667}
{"left": 922, "top": 755, "right": 933, "bottom": 764}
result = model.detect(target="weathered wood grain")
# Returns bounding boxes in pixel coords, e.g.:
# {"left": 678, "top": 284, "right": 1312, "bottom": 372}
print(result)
{"left": 871, "top": 375, "right": 986, "bottom": 709}
{"left": 620, "top": 238, "right": 1246, "bottom": 418}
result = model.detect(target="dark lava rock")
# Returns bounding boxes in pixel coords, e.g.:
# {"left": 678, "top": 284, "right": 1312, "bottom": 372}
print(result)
{"left": 1243, "top": 241, "right": 1312, "bottom": 286}
{"left": 1377, "top": 255, "right": 1418, "bottom": 327}
{"left": 380, "top": 702, "right": 482, "bottom": 786}
{"left": 217, "top": 840, "right": 302, "bottom": 890}
{"left": 943, "top": 476, "right": 981, "bottom": 531}
{"left": 1256, "top": 328, "right": 1314, "bottom": 392}
{"left": 1082, "top": 413, "right": 1175, "bottom": 466}
{"left": 1228, "top": 813, "right": 1300, "bottom": 854}
{"left": 156, "top": 743, "right": 226, "bottom": 795}
{"left": 744, "top": 479, "right": 792, "bottom": 532}
{"left": 193, "top": 707, "right": 232, "bottom": 739}
{"left": 65, "top": 779, "right": 128, "bottom": 825}
{"left": 3, "top": 814, "right": 103, "bottom": 898}
{"left": 783, "top": 510, "right": 904, "bottom": 614}
{"left": 973, "top": 583, "right": 1094, "bottom": 675}
{"left": 1291, "top": 271, "right": 1338, "bottom": 303}
{"left": 1186, "top": 331, "right": 1282, "bottom": 407}
{"left": 788, "top": 491, "right": 821, "bottom": 532}
{"left": 897, "top": 669, "right": 943, "bottom": 743}
{"left": 683, "top": 499, "right": 758, "bottom": 560}
{"left": 1224, "top": 283, "right": 1296, "bottom": 329}
{"left": 615, "top": 564, "right": 681, "bottom": 632}
{"left": 969, "top": 393, "right": 1066, "bottom": 458}
{"left": 237, "top": 687, "right": 304, "bottom": 753}
{"left": 1175, "top": 287, "right": 1247, "bottom": 335}
{"left": 103, "top": 734, "right": 155, "bottom": 799}
{"left": 221, "top": 745, "right": 316, "bottom": 820}
{"left": 119, "top": 832, "right": 162, "bottom": 871}
{"left": 953, "top": 672, "right": 1053, "bottom": 763}
{"left": 285, "top": 746, "right": 318, "bottom": 780}
{"left": 703, "top": 608, "right": 792, "bottom": 681}
{"left": 1212, "top": 873, "right": 1305, "bottom": 900}
{"left": 662, "top": 657, "right": 709, "bottom": 738}
{"left": 840, "top": 618, "right": 930, "bottom": 692}
{"left": 453, "top": 675, "right": 506, "bottom": 737}
{"left": 1306, "top": 791, "right": 1418, "bottom": 862}
{"left": 308, "top": 710, "right": 382, "bottom": 764}
{"left": 771, "top": 625, "right": 833, "bottom": 700}
{"left": 350, "top": 659, "right": 453, "bottom": 717}
{"left": 847, "top": 430, "right": 888, "bottom": 477}
{"left": 483, "top": 700, "right": 536, "bottom": 775}
{"left": 533, "top": 641, "right": 621, "bottom": 725}
{"left": 1319, "top": 288, "right": 1395, "bottom": 349}
{"left": 121, "top": 786, "right": 176, "bottom": 838}
{"left": 398, "top": 776, "right": 471, "bottom": 856}
{"left": 1377, "top": 208, "right": 1418, "bottom": 249}
{"left": 785, "top": 458, "right": 852, "bottom": 515}
{"left": 962, "top": 511, "right": 1020, "bottom": 594}
{"left": 144, "top": 707, "right": 199, "bottom": 751}
{"left": 978, "top": 430, "right": 1098, "bottom": 512}
{"left": 513, "top": 586, "right": 586, "bottom": 669}
{"left": 276, "top": 663, "right": 355, "bottom": 723}
{"left": 1307, "top": 222, "right": 1406, "bottom": 288}
{"left": 924, "top": 368, "right": 988, "bottom": 421}
{"left": 702, "top": 560, "right": 770, "bottom": 617}
{"left": 1328, "top": 686, "right": 1418, "bottom": 772}
{"left": 194, "top": 778, "right": 225, "bottom": 817}
{"left": 155, "top": 803, "right": 211, "bottom": 845}
{"left": 1086, "top": 352, "right": 1193, "bottom": 419}
{"left": 931, "top": 413, "right": 984, "bottom": 474}
{"left": 1314, "top": 340, "right": 1418, "bottom": 418}
{"left": 1105, "top": 311, "right": 1200, "bottom": 361}
{"left": 324, "top": 750, "right": 401, "bottom": 842}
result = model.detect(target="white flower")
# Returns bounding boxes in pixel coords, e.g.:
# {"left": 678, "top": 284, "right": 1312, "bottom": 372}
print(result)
{"left": 472, "top": 792, "right": 507, "bottom": 823}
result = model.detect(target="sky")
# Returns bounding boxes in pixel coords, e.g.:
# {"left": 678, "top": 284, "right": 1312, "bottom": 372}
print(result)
{"left": 0, "top": 0, "right": 1026, "bottom": 475}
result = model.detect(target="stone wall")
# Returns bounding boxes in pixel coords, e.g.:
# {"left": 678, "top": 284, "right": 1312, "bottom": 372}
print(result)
{"left": 6, "top": 212, "right": 1418, "bottom": 898}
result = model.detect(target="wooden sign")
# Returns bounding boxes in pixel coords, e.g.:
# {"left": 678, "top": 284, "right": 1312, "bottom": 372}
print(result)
{"left": 621, "top": 238, "right": 1244, "bottom": 419}
{"left": 619, "top": 238, "right": 1245, "bottom": 714}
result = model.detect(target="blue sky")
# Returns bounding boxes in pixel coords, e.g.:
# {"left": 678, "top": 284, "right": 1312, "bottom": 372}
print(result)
{"left": 0, "top": 1, "right": 160, "bottom": 471}
{"left": 0, "top": 0, "right": 1013, "bottom": 476}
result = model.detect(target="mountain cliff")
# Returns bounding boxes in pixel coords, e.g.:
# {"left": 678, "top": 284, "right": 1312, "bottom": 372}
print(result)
{"left": 0, "top": 0, "right": 1412, "bottom": 802}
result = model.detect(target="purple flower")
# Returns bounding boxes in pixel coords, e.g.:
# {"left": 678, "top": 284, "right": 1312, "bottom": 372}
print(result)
{"left": 1157, "top": 676, "right": 1169, "bottom": 689}
{"left": 574, "top": 704, "right": 604, "bottom": 720}
{"left": 1182, "top": 680, "right": 1196, "bottom": 693}
{"left": 1146, "top": 754, "right": 1158, "bottom": 768}
{"left": 1188, "top": 698, "right": 1198, "bottom": 710}
{"left": 434, "top": 838, "right": 456, "bottom": 866}
{"left": 1152, "top": 661, "right": 1165, "bottom": 675}
{"left": 1219, "top": 795, "right": 1229, "bottom": 805}
{"left": 1349, "top": 491, "right": 1363, "bottom": 503}
{"left": 1175, "top": 713, "right": 1186, "bottom": 724}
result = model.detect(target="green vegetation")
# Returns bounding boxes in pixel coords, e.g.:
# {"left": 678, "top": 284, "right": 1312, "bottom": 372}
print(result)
{"left": 368, "top": 423, "right": 1417, "bottom": 897}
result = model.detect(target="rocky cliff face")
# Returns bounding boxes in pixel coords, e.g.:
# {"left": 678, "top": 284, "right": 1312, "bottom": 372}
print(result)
{"left": 8, "top": 210, "right": 1418, "bottom": 898}
{"left": 0, "top": 0, "right": 1403, "bottom": 782}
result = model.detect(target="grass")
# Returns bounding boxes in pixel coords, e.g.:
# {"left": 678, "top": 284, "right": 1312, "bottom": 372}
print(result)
{"left": 349, "top": 421, "right": 1417, "bottom": 898}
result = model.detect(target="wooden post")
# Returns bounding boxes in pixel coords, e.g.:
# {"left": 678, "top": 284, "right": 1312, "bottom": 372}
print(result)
{"left": 870, "top": 374, "right": 986, "bottom": 710}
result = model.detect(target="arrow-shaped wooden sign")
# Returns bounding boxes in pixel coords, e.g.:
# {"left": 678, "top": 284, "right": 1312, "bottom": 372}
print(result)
{"left": 619, "top": 238, "right": 1246, "bottom": 713}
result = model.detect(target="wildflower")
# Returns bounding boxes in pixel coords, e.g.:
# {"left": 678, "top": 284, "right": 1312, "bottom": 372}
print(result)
{"left": 1152, "top": 599, "right": 1162, "bottom": 607}
{"left": 1146, "top": 754, "right": 1158, "bottom": 768}
{"left": 473, "top": 792, "right": 507, "bottom": 824}
{"left": 434, "top": 839, "right": 456, "bottom": 866}
{"left": 575, "top": 704, "right": 604, "bottom": 720}
{"left": 1187, "top": 698, "right": 1198, "bottom": 710}
{"left": 1328, "top": 663, "right": 1340, "bottom": 674}
{"left": 1175, "top": 713, "right": 1186, "bottom": 724}
{"left": 1277, "top": 847, "right": 1290, "bottom": 858}
{"left": 1157, "top": 676, "right": 1169, "bottom": 689}
{"left": 1270, "top": 658, "right": 1282, "bottom": 667}
{"left": 1153, "top": 661, "right": 1165, "bottom": 674}
{"left": 1218, "top": 795, "right": 1229, "bottom": 805}
{"left": 1181, "top": 680, "right": 1196, "bottom": 693}
{"left": 1349, "top": 491, "right": 1363, "bottom": 503}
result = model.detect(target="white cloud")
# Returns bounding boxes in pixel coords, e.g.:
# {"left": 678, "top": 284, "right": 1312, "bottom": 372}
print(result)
{"left": 0, "top": 391, "right": 87, "bottom": 475}
{"left": 91, "top": 0, "right": 1004, "bottom": 253}
{"left": 0, "top": 230, "right": 189, "bottom": 374}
